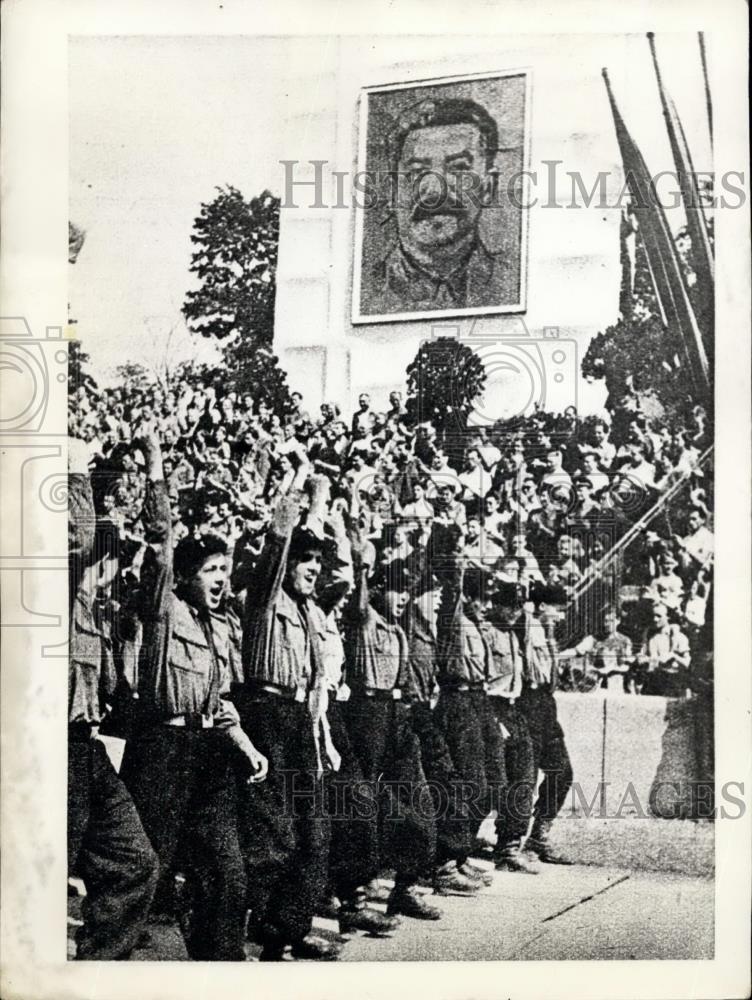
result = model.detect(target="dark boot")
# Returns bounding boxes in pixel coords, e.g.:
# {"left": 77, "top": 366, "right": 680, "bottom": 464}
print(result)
{"left": 526, "top": 819, "right": 573, "bottom": 865}
{"left": 458, "top": 860, "right": 494, "bottom": 886}
{"left": 316, "top": 894, "right": 341, "bottom": 920}
{"left": 433, "top": 862, "right": 480, "bottom": 897}
{"left": 494, "top": 840, "right": 540, "bottom": 874}
{"left": 339, "top": 905, "right": 401, "bottom": 937}
{"left": 290, "top": 933, "right": 342, "bottom": 961}
{"left": 387, "top": 886, "right": 442, "bottom": 920}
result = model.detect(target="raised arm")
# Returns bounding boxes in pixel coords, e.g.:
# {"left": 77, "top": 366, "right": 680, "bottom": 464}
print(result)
{"left": 134, "top": 425, "right": 173, "bottom": 622}
{"left": 243, "top": 451, "right": 309, "bottom": 615}
{"left": 346, "top": 522, "right": 376, "bottom": 625}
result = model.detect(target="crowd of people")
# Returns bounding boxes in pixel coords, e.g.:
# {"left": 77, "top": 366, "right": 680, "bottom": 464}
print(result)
{"left": 68, "top": 368, "right": 714, "bottom": 961}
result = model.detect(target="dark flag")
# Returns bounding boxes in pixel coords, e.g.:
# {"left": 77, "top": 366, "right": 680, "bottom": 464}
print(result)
{"left": 601, "top": 68, "right": 710, "bottom": 399}
{"left": 647, "top": 32, "right": 714, "bottom": 353}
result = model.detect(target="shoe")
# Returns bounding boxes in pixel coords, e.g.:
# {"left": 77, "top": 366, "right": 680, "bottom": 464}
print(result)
{"left": 259, "top": 944, "right": 286, "bottom": 961}
{"left": 362, "top": 879, "right": 391, "bottom": 904}
{"left": 459, "top": 861, "right": 493, "bottom": 886}
{"left": 317, "top": 894, "right": 341, "bottom": 920}
{"left": 433, "top": 868, "right": 480, "bottom": 896}
{"left": 290, "top": 933, "right": 342, "bottom": 961}
{"left": 339, "top": 906, "right": 401, "bottom": 937}
{"left": 494, "top": 849, "right": 540, "bottom": 874}
{"left": 525, "top": 839, "right": 574, "bottom": 865}
{"left": 526, "top": 818, "right": 574, "bottom": 865}
{"left": 387, "top": 887, "right": 442, "bottom": 920}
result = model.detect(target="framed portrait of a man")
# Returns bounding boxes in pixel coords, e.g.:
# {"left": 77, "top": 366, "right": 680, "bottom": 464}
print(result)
{"left": 352, "top": 68, "right": 531, "bottom": 325}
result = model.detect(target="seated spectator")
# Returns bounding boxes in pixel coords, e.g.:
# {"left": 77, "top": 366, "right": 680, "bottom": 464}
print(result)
{"left": 461, "top": 515, "right": 504, "bottom": 570}
{"left": 588, "top": 419, "right": 616, "bottom": 469}
{"left": 635, "top": 601, "right": 691, "bottom": 697}
{"left": 539, "top": 448, "right": 572, "bottom": 494}
{"left": 674, "top": 507, "right": 714, "bottom": 578}
{"left": 481, "top": 493, "right": 510, "bottom": 546}
{"left": 458, "top": 448, "right": 493, "bottom": 506}
{"left": 578, "top": 450, "right": 611, "bottom": 497}
{"left": 645, "top": 549, "right": 684, "bottom": 612}
{"left": 567, "top": 476, "right": 601, "bottom": 530}
{"left": 560, "top": 608, "right": 634, "bottom": 692}
{"left": 401, "top": 481, "right": 434, "bottom": 526}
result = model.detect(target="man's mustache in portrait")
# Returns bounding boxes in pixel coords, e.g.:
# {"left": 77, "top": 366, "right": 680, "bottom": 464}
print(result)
{"left": 411, "top": 199, "right": 467, "bottom": 222}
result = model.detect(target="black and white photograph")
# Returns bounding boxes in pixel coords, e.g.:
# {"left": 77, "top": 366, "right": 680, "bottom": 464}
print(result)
{"left": 0, "top": 4, "right": 750, "bottom": 999}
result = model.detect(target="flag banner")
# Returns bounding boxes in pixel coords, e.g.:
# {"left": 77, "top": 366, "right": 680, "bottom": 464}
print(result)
{"left": 602, "top": 68, "right": 710, "bottom": 397}
{"left": 648, "top": 32, "right": 714, "bottom": 351}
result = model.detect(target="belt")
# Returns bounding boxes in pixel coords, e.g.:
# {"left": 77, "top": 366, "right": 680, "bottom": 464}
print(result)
{"left": 363, "top": 687, "right": 402, "bottom": 701}
{"left": 252, "top": 682, "right": 307, "bottom": 702}
{"left": 163, "top": 714, "right": 214, "bottom": 730}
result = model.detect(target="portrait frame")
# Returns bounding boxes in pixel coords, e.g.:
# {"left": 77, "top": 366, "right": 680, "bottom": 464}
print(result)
{"left": 352, "top": 67, "right": 533, "bottom": 325}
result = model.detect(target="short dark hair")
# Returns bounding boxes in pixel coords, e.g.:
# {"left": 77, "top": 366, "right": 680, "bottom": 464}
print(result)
{"left": 174, "top": 532, "right": 228, "bottom": 580}
{"left": 288, "top": 527, "right": 325, "bottom": 566}
{"left": 388, "top": 97, "right": 499, "bottom": 173}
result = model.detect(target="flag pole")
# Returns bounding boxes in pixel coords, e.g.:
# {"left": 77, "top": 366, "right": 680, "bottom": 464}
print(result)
{"left": 698, "top": 32, "right": 713, "bottom": 152}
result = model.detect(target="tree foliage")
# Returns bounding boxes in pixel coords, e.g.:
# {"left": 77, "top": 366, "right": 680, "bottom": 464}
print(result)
{"left": 183, "top": 185, "right": 279, "bottom": 346}
{"left": 113, "top": 361, "right": 154, "bottom": 391}
{"left": 182, "top": 185, "right": 293, "bottom": 416}
{"left": 68, "top": 340, "right": 98, "bottom": 399}
{"left": 406, "top": 337, "right": 487, "bottom": 456}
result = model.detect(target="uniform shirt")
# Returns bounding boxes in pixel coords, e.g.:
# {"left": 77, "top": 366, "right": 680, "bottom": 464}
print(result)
{"left": 406, "top": 614, "right": 438, "bottom": 703}
{"left": 370, "top": 238, "right": 514, "bottom": 313}
{"left": 240, "top": 491, "right": 318, "bottom": 694}
{"left": 437, "top": 567, "right": 491, "bottom": 687}
{"left": 482, "top": 622, "right": 523, "bottom": 698}
{"left": 68, "top": 473, "right": 117, "bottom": 725}
{"left": 307, "top": 603, "right": 345, "bottom": 692}
{"left": 210, "top": 607, "right": 245, "bottom": 688}
{"left": 345, "top": 565, "right": 409, "bottom": 692}
{"left": 135, "top": 479, "right": 243, "bottom": 732}
{"left": 520, "top": 612, "right": 556, "bottom": 687}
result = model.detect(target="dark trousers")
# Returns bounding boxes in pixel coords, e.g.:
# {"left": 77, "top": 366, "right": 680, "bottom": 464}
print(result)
{"left": 434, "top": 688, "right": 508, "bottom": 856}
{"left": 489, "top": 699, "right": 536, "bottom": 846}
{"left": 518, "top": 686, "right": 573, "bottom": 825}
{"left": 234, "top": 692, "right": 330, "bottom": 947}
{"left": 119, "top": 727, "right": 246, "bottom": 961}
{"left": 472, "top": 690, "right": 508, "bottom": 817}
{"left": 345, "top": 696, "right": 436, "bottom": 883}
{"left": 433, "top": 689, "right": 488, "bottom": 831}
{"left": 68, "top": 734, "right": 158, "bottom": 960}
{"left": 325, "top": 700, "right": 380, "bottom": 900}
{"left": 410, "top": 701, "right": 474, "bottom": 865}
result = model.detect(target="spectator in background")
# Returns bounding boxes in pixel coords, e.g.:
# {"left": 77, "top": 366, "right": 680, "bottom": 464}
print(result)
{"left": 351, "top": 392, "right": 372, "bottom": 437}
{"left": 636, "top": 601, "right": 691, "bottom": 697}
{"left": 675, "top": 507, "right": 714, "bottom": 579}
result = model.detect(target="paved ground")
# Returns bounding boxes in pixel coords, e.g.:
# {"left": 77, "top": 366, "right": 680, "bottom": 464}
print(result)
{"left": 68, "top": 860, "right": 713, "bottom": 961}
{"left": 327, "top": 863, "right": 714, "bottom": 962}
